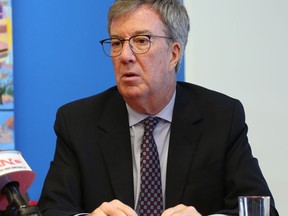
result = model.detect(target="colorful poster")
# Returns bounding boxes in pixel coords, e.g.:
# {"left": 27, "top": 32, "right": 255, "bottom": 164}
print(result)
{"left": 0, "top": 0, "right": 13, "bottom": 149}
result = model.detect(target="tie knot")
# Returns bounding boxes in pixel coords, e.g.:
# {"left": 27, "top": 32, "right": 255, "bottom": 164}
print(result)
{"left": 142, "top": 116, "right": 160, "bottom": 132}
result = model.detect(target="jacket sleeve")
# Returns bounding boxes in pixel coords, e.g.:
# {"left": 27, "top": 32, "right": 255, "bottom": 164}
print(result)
{"left": 221, "top": 100, "right": 278, "bottom": 216}
{"left": 38, "top": 108, "right": 86, "bottom": 216}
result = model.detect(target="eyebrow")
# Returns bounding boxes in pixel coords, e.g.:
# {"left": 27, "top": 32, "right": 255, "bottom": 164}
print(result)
{"left": 110, "top": 30, "right": 153, "bottom": 39}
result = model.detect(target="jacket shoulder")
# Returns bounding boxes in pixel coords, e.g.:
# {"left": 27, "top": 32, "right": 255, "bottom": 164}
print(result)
{"left": 58, "top": 86, "right": 122, "bottom": 112}
{"left": 177, "top": 82, "right": 239, "bottom": 103}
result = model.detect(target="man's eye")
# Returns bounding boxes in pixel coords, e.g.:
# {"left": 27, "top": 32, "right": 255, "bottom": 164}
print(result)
{"left": 134, "top": 37, "right": 149, "bottom": 44}
{"left": 111, "top": 40, "right": 121, "bottom": 47}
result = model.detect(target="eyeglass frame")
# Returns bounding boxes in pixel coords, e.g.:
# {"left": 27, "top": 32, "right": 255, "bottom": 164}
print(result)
{"left": 99, "top": 34, "right": 173, "bottom": 57}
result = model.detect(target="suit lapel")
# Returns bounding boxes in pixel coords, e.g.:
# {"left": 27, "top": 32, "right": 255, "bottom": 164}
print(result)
{"left": 166, "top": 85, "right": 203, "bottom": 208}
{"left": 93, "top": 85, "right": 203, "bottom": 209}
{"left": 96, "top": 93, "right": 135, "bottom": 208}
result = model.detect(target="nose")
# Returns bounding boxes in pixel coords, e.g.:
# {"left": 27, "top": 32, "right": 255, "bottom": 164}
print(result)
{"left": 119, "top": 41, "right": 136, "bottom": 63}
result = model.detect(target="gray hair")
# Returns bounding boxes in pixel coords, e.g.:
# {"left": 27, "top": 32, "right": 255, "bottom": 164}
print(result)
{"left": 107, "top": 0, "right": 190, "bottom": 72}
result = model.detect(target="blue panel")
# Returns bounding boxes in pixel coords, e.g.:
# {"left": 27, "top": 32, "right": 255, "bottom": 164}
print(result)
{"left": 177, "top": 59, "right": 185, "bottom": 81}
{"left": 12, "top": 0, "right": 114, "bottom": 201}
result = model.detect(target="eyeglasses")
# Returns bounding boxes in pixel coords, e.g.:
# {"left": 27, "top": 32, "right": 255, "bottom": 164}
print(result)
{"left": 99, "top": 34, "right": 173, "bottom": 57}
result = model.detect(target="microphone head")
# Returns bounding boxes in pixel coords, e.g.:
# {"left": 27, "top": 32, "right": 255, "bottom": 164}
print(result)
{"left": 0, "top": 150, "right": 36, "bottom": 210}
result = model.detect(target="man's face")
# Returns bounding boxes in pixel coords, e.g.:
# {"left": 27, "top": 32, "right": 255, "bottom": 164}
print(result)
{"left": 110, "top": 4, "right": 180, "bottom": 113}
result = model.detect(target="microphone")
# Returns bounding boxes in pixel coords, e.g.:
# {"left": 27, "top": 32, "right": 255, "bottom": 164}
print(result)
{"left": 0, "top": 150, "right": 42, "bottom": 216}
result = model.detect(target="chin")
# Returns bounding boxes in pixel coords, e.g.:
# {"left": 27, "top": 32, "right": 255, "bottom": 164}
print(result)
{"left": 121, "top": 89, "right": 145, "bottom": 101}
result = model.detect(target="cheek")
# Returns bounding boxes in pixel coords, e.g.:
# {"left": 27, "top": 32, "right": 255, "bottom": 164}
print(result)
{"left": 144, "top": 51, "right": 168, "bottom": 70}
{"left": 142, "top": 58, "right": 170, "bottom": 85}
{"left": 112, "top": 60, "right": 120, "bottom": 78}
{"left": 112, "top": 59, "right": 118, "bottom": 69}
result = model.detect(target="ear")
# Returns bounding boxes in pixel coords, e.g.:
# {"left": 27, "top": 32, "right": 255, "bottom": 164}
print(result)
{"left": 169, "top": 42, "right": 181, "bottom": 70}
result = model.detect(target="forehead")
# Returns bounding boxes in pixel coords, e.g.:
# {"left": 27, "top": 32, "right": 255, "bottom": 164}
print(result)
{"left": 110, "top": 5, "right": 166, "bottom": 36}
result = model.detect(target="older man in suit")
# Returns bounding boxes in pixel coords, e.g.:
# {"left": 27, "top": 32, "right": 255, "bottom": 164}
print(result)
{"left": 38, "top": 0, "right": 278, "bottom": 216}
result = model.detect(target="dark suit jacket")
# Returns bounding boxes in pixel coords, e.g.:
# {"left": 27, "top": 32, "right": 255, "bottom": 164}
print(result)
{"left": 38, "top": 82, "right": 278, "bottom": 216}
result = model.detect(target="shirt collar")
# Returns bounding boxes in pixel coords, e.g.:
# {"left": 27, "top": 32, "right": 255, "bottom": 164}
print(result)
{"left": 126, "top": 91, "right": 176, "bottom": 127}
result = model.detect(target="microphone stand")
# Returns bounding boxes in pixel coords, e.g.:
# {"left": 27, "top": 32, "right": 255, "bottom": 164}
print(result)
{"left": 1, "top": 182, "right": 42, "bottom": 216}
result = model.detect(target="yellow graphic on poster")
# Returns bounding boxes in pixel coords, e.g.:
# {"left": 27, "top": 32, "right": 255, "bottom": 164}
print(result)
{"left": 0, "top": 0, "right": 13, "bottom": 149}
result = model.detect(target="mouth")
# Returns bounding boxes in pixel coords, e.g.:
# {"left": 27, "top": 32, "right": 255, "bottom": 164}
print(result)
{"left": 123, "top": 72, "right": 139, "bottom": 78}
{"left": 121, "top": 71, "right": 141, "bottom": 84}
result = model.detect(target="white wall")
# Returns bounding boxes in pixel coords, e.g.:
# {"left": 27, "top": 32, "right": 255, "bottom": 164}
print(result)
{"left": 184, "top": 1, "right": 288, "bottom": 215}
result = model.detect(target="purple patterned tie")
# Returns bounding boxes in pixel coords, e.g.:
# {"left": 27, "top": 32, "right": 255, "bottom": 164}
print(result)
{"left": 139, "top": 116, "right": 163, "bottom": 216}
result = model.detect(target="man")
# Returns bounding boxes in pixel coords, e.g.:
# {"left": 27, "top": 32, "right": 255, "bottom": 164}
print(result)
{"left": 38, "top": 0, "right": 278, "bottom": 216}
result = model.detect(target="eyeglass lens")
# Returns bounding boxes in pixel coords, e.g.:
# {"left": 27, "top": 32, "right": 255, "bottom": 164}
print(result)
{"left": 102, "top": 35, "right": 151, "bottom": 57}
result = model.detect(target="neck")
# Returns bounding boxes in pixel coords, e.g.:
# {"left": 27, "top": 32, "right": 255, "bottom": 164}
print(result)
{"left": 125, "top": 88, "right": 175, "bottom": 115}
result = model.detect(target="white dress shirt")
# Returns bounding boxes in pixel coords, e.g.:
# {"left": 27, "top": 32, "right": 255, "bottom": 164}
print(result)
{"left": 126, "top": 91, "right": 176, "bottom": 210}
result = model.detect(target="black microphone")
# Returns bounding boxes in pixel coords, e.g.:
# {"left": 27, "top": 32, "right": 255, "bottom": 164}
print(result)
{"left": 0, "top": 150, "right": 42, "bottom": 216}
